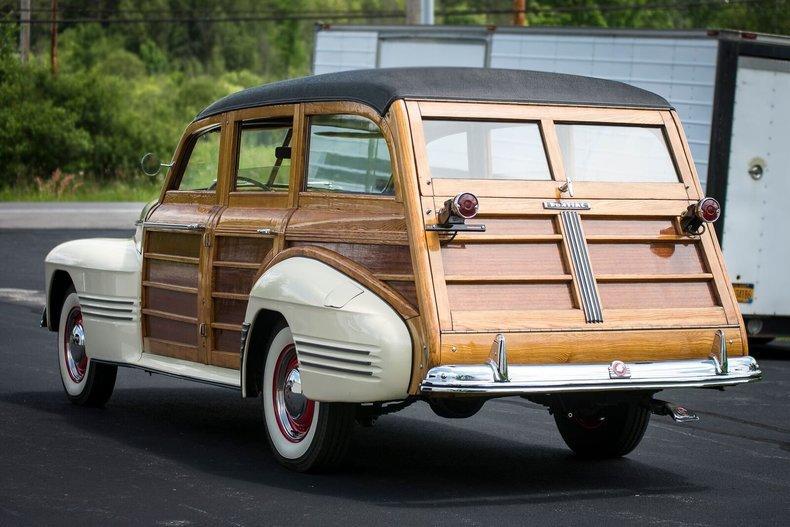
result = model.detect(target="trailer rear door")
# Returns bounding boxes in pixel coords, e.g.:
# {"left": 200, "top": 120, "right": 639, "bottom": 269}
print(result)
{"left": 722, "top": 56, "right": 790, "bottom": 317}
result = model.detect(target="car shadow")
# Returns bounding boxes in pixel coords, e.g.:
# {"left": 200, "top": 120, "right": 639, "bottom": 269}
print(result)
{"left": 1, "top": 387, "right": 704, "bottom": 508}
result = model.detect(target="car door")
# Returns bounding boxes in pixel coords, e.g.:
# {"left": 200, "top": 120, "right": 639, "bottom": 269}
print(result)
{"left": 141, "top": 117, "right": 226, "bottom": 364}
{"left": 207, "top": 106, "right": 299, "bottom": 369}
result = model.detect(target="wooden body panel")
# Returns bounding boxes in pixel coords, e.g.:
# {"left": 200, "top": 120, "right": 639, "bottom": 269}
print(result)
{"left": 140, "top": 97, "right": 746, "bottom": 391}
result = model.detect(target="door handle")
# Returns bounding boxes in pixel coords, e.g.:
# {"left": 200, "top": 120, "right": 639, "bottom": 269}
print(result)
{"left": 256, "top": 228, "right": 277, "bottom": 235}
{"left": 143, "top": 222, "right": 205, "bottom": 231}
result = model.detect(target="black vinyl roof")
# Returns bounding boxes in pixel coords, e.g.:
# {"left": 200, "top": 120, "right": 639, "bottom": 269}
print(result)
{"left": 195, "top": 67, "right": 671, "bottom": 120}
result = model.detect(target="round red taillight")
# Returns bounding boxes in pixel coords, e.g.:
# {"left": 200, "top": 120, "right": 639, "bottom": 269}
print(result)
{"left": 453, "top": 193, "right": 479, "bottom": 219}
{"left": 698, "top": 197, "right": 720, "bottom": 223}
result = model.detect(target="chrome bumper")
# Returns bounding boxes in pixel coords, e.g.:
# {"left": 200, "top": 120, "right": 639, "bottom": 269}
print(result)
{"left": 420, "top": 356, "right": 762, "bottom": 395}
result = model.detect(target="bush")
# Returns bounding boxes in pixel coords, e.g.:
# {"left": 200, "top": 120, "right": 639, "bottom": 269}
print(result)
{"left": 0, "top": 23, "right": 265, "bottom": 189}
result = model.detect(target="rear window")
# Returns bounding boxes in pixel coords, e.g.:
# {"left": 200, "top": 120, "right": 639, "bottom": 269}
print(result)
{"left": 555, "top": 124, "right": 678, "bottom": 183}
{"left": 422, "top": 120, "right": 552, "bottom": 180}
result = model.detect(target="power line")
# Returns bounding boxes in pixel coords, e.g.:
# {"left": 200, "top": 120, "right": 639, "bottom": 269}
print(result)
{"left": 0, "top": 0, "right": 773, "bottom": 25}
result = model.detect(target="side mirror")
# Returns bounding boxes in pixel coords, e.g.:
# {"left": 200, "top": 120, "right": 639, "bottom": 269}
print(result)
{"left": 140, "top": 152, "right": 172, "bottom": 177}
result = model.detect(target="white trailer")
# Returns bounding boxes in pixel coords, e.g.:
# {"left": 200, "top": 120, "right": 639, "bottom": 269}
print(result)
{"left": 312, "top": 25, "right": 790, "bottom": 342}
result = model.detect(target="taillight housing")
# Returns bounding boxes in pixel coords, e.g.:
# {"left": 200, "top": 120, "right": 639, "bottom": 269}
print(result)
{"left": 438, "top": 192, "right": 479, "bottom": 226}
{"left": 681, "top": 197, "right": 720, "bottom": 235}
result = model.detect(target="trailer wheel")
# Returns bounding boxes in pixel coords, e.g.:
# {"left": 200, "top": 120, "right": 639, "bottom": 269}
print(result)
{"left": 261, "top": 321, "right": 356, "bottom": 472}
{"left": 553, "top": 401, "right": 650, "bottom": 458}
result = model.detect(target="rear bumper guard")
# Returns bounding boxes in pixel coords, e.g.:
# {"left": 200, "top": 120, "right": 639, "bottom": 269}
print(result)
{"left": 420, "top": 332, "right": 762, "bottom": 395}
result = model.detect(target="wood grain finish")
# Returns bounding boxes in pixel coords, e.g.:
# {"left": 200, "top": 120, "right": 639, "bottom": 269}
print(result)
{"left": 598, "top": 281, "right": 717, "bottom": 309}
{"left": 448, "top": 283, "right": 575, "bottom": 311}
{"left": 216, "top": 236, "right": 272, "bottom": 263}
{"left": 587, "top": 242, "right": 706, "bottom": 275}
{"left": 442, "top": 242, "right": 568, "bottom": 277}
{"left": 441, "top": 326, "right": 744, "bottom": 365}
{"left": 583, "top": 217, "right": 677, "bottom": 236}
{"left": 145, "top": 259, "right": 199, "bottom": 288}
{"left": 145, "top": 287, "right": 198, "bottom": 319}
{"left": 146, "top": 316, "right": 198, "bottom": 347}
{"left": 289, "top": 241, "right": 413, "bottom": 276}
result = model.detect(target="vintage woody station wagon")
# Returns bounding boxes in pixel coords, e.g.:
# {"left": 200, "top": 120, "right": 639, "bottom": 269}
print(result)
{"left": 43, "top": 68, "right": 762, "bottom": 471}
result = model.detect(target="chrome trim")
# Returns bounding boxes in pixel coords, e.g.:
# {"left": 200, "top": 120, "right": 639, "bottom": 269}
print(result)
{"left": 293, "top": 337, "right": 374, "bottom": 356}
{"left": 299, "top": 360, "right": 375, "bottom": 377}
{"left": 90, "top": 359, "right": 240, "bottom": 390}
{"left": 80, "top": 309, "right": 134, "bottom": 321}
{"left": 239, "top": 322, "right": 251, "bottom": 358}
{"left": 78, "top": 294, "right": 135, "bottom": 305}
{"left": 487, "top": 334, "right": 508, "bottom": 382}
{"left": 561, "top": 211, "right": 603, "bottom": 323}
{"left": 299, "top": 350, "right": 373, "bottom": 366}
{"left": 256, "top": 228, "right": 275, "bottom": 235}
{"left": 142, "top": 222, "right": 205, "bottom": 231}
{"left": 710, "top": 329, "right": 728, "bottom": 375}
{"left": 420, "top": 356, "right": 761, "bottom": 395}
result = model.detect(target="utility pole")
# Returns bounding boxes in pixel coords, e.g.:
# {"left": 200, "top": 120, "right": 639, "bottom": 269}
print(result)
{"left": 513, "top": 0, "right": 528, "bottom": 26}
{"left": 50, "top": 0, "right": 59, "bottom": 75}
{"left": 406, "top": 0, "right": 420, "bottom": 24}
{"left": 19, "top": 0, "right": 31, "bottom": 63}
{"left": 406, "top": 0, "right": 434, "bottom": 25}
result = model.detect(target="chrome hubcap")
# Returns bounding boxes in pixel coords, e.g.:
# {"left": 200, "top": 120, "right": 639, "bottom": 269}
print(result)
{"left": 64, "top": 307, "right": 88, "bottom": 383}
{"left": 272, "top": 345, "right": 315, "bottom": 442}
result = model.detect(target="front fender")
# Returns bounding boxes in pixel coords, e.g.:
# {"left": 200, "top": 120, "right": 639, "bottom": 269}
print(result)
{"left": 244, "top": 257, "right": 413, "bottom": 403}
{"left": 45, "top": 238, "right": 142, "bottom": 363}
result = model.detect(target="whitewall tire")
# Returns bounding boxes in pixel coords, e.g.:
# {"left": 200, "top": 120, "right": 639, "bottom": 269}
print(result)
{"left": 58, "top": 289, "right": 117, "bottom": 406}
{"left": 262, "top": 322, "right": 355, "bottom": 472}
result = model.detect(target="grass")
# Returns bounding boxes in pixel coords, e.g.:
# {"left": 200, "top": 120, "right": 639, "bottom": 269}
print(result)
{"left": 0, "top": 179, "right": 161, "bottom": 202}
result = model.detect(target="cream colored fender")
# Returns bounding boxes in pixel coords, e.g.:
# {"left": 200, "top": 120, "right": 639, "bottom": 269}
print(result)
{"left": 45, "top": 238, "right": 142, "bottom": 364}
{"left": 243, "top": 257, "right": 413, "bottom": 403}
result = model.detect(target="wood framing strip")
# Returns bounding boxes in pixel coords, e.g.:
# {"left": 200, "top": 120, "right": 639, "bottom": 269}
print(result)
{"left": 144, "top": 253, "right": 199, "bottom": 265}
{"left": 142, "top": 281, "right": 198, "bottom": 294}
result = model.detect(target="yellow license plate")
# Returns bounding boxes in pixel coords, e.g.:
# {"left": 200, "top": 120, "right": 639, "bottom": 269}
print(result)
{"left": 733, "top": 283, "right": 754, "bottom": 304}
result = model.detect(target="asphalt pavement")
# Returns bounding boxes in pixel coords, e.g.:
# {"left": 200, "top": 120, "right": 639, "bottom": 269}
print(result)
{"left": 1, "top": 227, "right": 788, "bottom": 526}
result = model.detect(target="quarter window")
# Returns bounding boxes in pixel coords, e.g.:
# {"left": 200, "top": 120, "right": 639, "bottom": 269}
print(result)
{"left": 235, "top": 122, "right": 293, "bottom": 192}
{"left": 177, "top": 128, "right": 221, "bottom": 191}
{"left": 305, "top": 114, "right": 394, "bottom": 195}
{"left": 555, "top": 124, "right": 679, "bottom": 183}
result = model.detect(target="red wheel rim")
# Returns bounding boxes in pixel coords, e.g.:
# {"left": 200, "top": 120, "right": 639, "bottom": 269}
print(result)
{"left": 63, "top": 306, "right": 88, "bottom": 383}
{"left": 272, "top": 344, "right": 315, "bottom": 443}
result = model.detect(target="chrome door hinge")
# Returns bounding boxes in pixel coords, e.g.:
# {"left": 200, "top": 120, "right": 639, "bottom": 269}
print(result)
{"left": 199, "top": 323, "right": 207, "bottom": 337}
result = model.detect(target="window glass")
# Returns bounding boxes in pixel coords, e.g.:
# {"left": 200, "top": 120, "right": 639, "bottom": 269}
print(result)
{"left": 422, "top": 120, "right": 551, "bottom": 180}
{"left": 555, "top": 124, "right": 678, "bottom": 183}
{"left": 178, "top": 128, "right": 221, "bottom": 191}
{"left": 236, "top": 124, "right": 293, "bottom": 192}
{"left": 306, "top": 115, "right": 393, "bottom": 195}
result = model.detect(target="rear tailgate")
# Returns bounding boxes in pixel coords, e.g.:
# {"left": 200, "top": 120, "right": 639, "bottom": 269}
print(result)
{"left": 409, "top": 102, "right": 745, "bottom": 366}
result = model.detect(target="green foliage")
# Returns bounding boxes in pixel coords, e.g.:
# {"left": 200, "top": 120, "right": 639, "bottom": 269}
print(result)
{"left": 0, "top": 0, "right": 787, "bottom": 199}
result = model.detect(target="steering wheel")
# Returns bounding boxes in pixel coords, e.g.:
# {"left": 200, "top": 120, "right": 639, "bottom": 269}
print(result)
{"left": 236, "top": 176, "right": 271, "bottom": 191}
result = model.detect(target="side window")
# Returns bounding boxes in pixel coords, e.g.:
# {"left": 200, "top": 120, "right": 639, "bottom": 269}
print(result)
{"left": 177, "top": 128, "right": 221, "bottom": 191}
{"left": 235, "top": 122, "right": 293, "bottom": 192}
{"left": 305, "top": 114, "right": 394, "bottom": 195}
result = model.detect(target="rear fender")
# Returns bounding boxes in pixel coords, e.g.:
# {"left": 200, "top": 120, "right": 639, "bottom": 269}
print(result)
{"left": 243, "top": 255, "right": 413, "bottom": 403}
